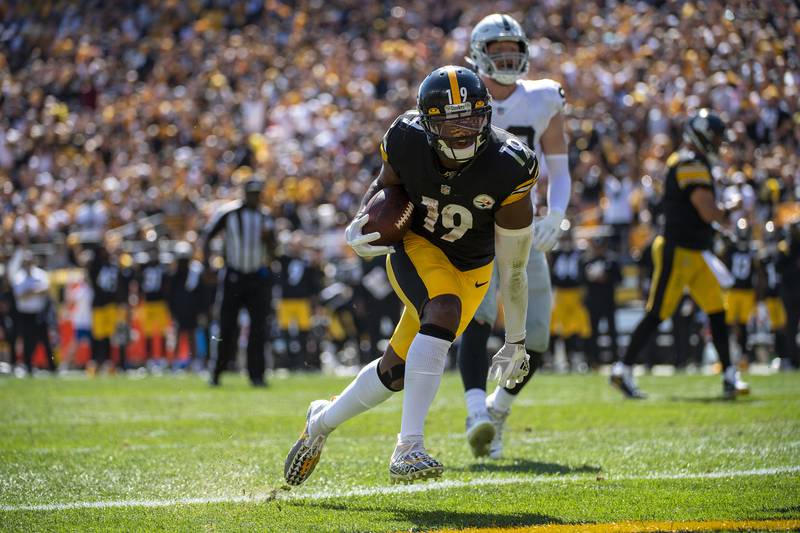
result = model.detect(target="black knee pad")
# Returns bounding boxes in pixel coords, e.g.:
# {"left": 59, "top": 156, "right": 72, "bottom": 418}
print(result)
{"left": 419, "top": 322, "right": 456, "bottom": 342}
{"left": 377, "top": 359, "right": 405, "bottom": 391}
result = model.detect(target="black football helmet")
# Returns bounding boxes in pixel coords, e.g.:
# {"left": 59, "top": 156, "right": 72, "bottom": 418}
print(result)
{"left": 683, "top": 109, "right": 727, "bottom": 163}
{"left": 417, "top": 66, "right": 492, "bottom": 163}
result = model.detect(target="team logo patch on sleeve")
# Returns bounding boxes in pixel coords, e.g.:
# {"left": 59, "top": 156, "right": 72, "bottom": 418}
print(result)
{"left": 473, "top": 194, "right": 495, "bottom": 210}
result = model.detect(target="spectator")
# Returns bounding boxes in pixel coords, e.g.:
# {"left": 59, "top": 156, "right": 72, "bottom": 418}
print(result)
{"left": 0, "top": 0, "right": 797, "bottom": 374}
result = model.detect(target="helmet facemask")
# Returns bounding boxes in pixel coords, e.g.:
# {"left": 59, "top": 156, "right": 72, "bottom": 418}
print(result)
{"left": 474, "top": 39, "right": 529, "bottom": 85}
{"left": 421, "top": 106, "right": 492, "bottom": 163}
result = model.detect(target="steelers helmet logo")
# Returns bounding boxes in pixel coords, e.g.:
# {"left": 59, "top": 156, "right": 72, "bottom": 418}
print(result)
{"left": 473, "top": 194, "right": 495, "bottom": 210}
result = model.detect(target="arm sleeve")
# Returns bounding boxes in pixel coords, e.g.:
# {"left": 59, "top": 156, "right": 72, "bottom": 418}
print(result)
{"left": 544, "top": 153, "right": 571, "bottom": 214}
{"left": 494, "top": 223, "right": 533, "bottom": 343}
{"left": 204, "top": 209, "right": 228, "bottom": 241}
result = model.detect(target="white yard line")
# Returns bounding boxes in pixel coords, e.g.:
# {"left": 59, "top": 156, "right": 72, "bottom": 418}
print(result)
{"left": 1, "top": 465, "right": 798, "bottom": 512}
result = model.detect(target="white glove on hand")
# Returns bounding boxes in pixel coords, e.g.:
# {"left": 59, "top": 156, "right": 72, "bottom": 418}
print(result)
{"left": 489, "top": 342, "right": 530, "bottom": 389}
{"left": 533, "top": 210, "right": 564, "bottom": 252}
{"left": 345, "top": 214, "right": 395, "bottom": 258}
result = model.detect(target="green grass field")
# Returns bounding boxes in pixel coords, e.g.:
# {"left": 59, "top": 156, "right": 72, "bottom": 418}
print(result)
{"left": 1, "top": 370, "right": 799, "bottom": 532}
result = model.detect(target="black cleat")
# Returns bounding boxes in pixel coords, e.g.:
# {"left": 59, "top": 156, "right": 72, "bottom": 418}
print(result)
{"left": 723, "top": 371, "right": 750, "bottom": 399}
{"left": 610, "top": 374, "right": 647, "bottom": 399}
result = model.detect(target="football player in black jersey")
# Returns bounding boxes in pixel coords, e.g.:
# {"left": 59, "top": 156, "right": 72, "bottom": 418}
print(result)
{"left": 610, "top": 110, "right": 749, "bottom": 399}
{"left": 723, "top": 219, "right": 757, "bottom": 364}
{"left": 275, "top": 232, "right": 323, "bottom": 370}
{"left": 758, "top": 221, "right": 789, "bottom": 366}
{"left": 137, "top": 248, "right": 171, "bottom": 366}
{"left": 285, "top": 66, "right": 538, "bottom": 485}
{"left": 549, "top": 225, "right": 592, "bottom": 370}
{"left": 85, "top": 243, "right": 123, "bottom": 375}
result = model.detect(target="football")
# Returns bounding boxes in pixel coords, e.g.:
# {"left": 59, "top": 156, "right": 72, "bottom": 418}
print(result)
{"left": 362, "top": 185, "right": 414, "bottom": 246}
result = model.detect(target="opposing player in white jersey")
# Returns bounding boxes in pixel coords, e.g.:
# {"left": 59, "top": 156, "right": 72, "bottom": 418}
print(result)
{"left": 458, "top": 13, "right": 572, "bottom": 458}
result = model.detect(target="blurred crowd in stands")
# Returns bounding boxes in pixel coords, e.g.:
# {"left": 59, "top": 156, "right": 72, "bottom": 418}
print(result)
{"left": 0, "top": 0, "right": 798, "bottom": 375}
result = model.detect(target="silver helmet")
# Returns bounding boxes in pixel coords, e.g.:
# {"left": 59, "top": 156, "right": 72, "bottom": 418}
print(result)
{"left": 468, "top": 14, "right": 529, "bottom": 85}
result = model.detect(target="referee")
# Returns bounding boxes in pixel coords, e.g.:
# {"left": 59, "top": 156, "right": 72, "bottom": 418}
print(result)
{"left": 203, "top": 177, "right": 275, "bottom": 387}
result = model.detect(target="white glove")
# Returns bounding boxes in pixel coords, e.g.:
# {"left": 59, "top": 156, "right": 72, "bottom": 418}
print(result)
{"left": 533, "top": 210, "right": 564, "bottom": 252}
{"left": 345, "top": 214, "right": 395, "bottom": 258}
{"left": 489, "top": 342, "right": 530, "bottom": 389}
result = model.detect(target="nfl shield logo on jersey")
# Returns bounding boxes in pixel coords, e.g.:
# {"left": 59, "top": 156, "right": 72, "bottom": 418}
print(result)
{"left": 473, "top": 194, "right": 495, "bottom": 210}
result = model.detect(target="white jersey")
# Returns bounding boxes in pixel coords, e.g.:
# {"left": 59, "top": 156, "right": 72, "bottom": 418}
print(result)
{"left": 491, "top": 78, "right": 565, "bottom": 152}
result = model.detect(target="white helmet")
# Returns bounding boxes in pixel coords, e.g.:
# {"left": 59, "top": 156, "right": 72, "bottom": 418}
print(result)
{"left": 468, "top": 14, "right": 529, "bottom": 85}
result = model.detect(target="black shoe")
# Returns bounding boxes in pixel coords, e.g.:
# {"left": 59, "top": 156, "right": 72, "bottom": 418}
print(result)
{"left": 208, "top": 374, "right": 221, "bottom": 387}
{"left": 722, "top": 370, "right": 749, "bottom": 399}
{"left": 251, "top": 379, "right": 268, "bottom": 388}
{"left": 610, "top": 374, "right": 647, "bottom": 399}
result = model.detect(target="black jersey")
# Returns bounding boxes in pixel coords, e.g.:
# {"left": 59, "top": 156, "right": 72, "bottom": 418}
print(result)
{"left": 168, "top": 261, "right": 205, "bottom": 327}
{"left": 550, "top": 249, "right": 584, "bottom": 289}
{"left": 760, "top": 253, "right": 782, "bottom": 298}
{"left": 278, "top": 255, "right": 321, "bottom": 299}
{"left": 724, "top": 248, "right": 756, "bottom": 290}
{"left": 381, "top": 112, "right": 538, "bottom": 271}
{"left": 88, "top": 261, "right": 120, "bottom": 308}
{"left": 662, "top": 150, "right": 716, "bottom": 250}
{"left": 139, "top": 261, "right": 167, "bottom": 302}
{"left": 583, "top": 251, "right": 621, "bottom": 303}
{"left": 117, "top": 266, "right": 135, "bottom": 305}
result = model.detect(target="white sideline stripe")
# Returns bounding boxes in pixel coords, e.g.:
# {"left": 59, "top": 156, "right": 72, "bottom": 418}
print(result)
{"left": 1, "top": 465, "right": 798, "bottom": 512}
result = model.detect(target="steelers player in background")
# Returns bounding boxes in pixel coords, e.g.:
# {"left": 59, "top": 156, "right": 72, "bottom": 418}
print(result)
{"left": 457, "top": 13, "right": 572, "bottom": 459}
{"left": 548, "top": 224, "right": 592, "bottom": 371}
{"left": 113, "top": 248, "right": 135, "bottom": 371}
{"left": 275, "top": 231, "right": 323, "bottom": 370}
{"left": 722, "top": 219, "right": 758, "bottom": 364}
{"left": 85, "top": 240, "right": 124, "bottom": 375}
{"left": 137, "top": 247, "right": 171, "bottom": 366}
{"left": 285, "top": 66, "right": 537, "bottom": 485}
{"left": 779, "top": 221, "right": 800, "bottom": 369}
{"left": 583, "top": 233, "right": 623, "bottom": 369}
{"left": 758, "top": 221, "right": 790, "bottom": 367}
{"left": 610, "top": 110, "right": 750, "bottom": 399}
{"left": 167, "top": 241, "right": 205, "bottom": 370}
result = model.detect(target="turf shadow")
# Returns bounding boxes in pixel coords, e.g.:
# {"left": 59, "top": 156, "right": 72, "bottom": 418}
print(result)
{"left": 447, "top": 459, "right": 602, "bottom": 475}
{"left": 289, "top": 501, "right": 562, "bottom": 529}
{"left": 667, "top": 395, "right": 758, "bottom": 404}
{"left": 765, "top": 505, "right": 800, "bottom": 514}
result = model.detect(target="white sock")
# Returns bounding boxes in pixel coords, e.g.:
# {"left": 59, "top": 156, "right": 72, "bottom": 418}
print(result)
{"left": 399, "top": 333, "right": 451, "bottom": 441}
{"left": 723, "top": 365, "right": 738, "bottom": 382}
{"left": 465, "top": 388, "right": 488, "bottom": 418}
{"left": 321, "top": 359, "right": 393, "bottom": 431}
{"left": 612, "top": 361, "right": 633, "bottom": 380}
{"left": 487, "top": 386, "right": 514, "bottom": 413}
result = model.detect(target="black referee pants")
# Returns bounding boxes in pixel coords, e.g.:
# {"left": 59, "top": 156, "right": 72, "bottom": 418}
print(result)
{"left": 214, "top": 269, "right": 270, "bottom": 384}
{"left": 17, "top": 311, "right": 56, "bottom": 373}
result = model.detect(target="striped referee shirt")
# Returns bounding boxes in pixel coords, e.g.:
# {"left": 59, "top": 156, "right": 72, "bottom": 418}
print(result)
{"left": 204, "top": 201, "right": 274, "bottom": 273}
